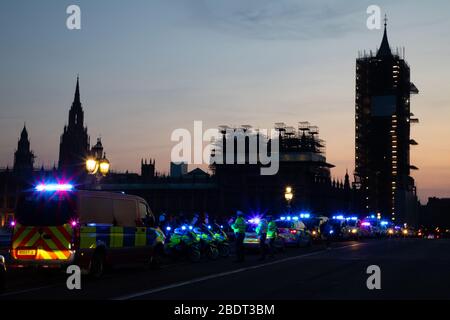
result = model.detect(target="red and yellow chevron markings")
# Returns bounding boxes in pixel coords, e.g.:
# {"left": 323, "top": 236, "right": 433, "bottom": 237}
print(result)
{"left": 11, "top": 225, "right": 73, "bottom": 261}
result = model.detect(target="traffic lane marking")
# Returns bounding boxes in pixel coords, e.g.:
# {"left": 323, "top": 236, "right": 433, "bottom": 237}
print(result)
{"left": 0, "top": 260, "right": 184, "bottom": 298}
{"left": 114, "top": 243, "right": 365, "bottom": 300}
{"left": 1, "top": 241, "right": 367, "bottom": 298}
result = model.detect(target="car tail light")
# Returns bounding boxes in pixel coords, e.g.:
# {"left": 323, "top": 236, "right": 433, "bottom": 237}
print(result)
{"left": 290, "top": 229, "right": 297, "bottom": 235}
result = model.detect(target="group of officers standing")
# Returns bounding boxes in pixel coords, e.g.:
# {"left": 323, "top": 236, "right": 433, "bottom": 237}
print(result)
{"left": 230, "top": 211, "right": 278, "bottom": 262}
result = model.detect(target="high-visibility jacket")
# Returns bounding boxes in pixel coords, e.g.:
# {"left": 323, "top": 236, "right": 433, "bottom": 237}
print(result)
{"left": 256, "top": 219, "right": 268, "bottom": 235}
{"left": 231, "top": 217, "right": 247, "bottom": 234}
{"left": 267, "top": 221, "right": 278, "bottom": 239}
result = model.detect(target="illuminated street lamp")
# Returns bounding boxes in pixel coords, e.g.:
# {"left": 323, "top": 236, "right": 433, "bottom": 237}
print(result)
{"left": 86, "top": 154, "right": 110, "bottom": 176}
{"left": 99, "top": 158, "right": 110, "bottom": 176}
{"left": 284, "top": 186, "right": 294, "bottom": 213}
{"left": 86, "top": 158, "right": 97, "bottom": 174}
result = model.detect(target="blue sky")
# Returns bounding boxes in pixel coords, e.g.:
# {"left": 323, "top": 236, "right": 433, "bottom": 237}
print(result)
{"left": 1, "top": 0, "right": 450, "bottom": 201}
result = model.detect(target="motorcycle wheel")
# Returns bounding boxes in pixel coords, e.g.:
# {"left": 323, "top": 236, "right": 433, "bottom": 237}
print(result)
{"left": 207, "top": 246, "right": 220, "bottom": 260}
{"left": 218, "top": 243, "right": 230, "bottom": 257}
{"left": 188, "top": 247, "right": 201, "bottom": 262}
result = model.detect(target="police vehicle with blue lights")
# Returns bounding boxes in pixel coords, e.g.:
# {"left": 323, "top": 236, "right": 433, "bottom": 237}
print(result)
{"left": 276, "top": 216, "right": 312, "bottom": 247}
{"left": 359, "top": 216, "right": 389, "bottom": 238}
{"left": 326, "top": 215, "right": 347, "bottom": 240}
{"left": 10, "top": 182, "right": 165, "bottom": 278}
{"left": 341, "top": 216, "right": 362, "bottom": 240}
{"left": 301, "top": 215, "right": 328, "bottom": 241}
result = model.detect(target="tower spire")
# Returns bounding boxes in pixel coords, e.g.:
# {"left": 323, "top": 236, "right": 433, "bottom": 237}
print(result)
{"left": 21, "top": 122, "right": 28, "bottom": 138}
{"left": 377, "top": 14, "right": 392, "bottom": 58}
{"left": 74, "top": 75, "right": 80, "bottom": 104}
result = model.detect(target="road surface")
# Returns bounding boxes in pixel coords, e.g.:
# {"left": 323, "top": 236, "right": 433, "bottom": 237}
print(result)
{"left": 1, "top": 238, "right": 450, "bottom": 300}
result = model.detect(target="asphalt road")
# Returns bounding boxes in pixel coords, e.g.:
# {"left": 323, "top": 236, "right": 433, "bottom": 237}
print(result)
{"left": 1, "top": 238, "right": 450, "bottom": 300}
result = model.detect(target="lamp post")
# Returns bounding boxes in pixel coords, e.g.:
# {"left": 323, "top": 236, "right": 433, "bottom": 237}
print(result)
{"left": 86, "top": 153, "right": 110, "bottom": 189}
{"left": 284, "top": 186, "right": 294, "bottom": 214}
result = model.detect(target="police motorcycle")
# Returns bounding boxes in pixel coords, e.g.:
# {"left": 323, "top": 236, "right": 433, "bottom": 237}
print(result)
{"left": 163, "top": 224, "right": 201, "bottom": 262}
{"left": 192, "top": 225, "right": 220, "bottom": 260}
{"left": 210, "top": 223, "right": 230, "bottom": 257}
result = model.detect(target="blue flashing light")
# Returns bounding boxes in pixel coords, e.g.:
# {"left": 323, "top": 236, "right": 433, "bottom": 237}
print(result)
{"left": 35, "top": 183, "right": 74, "bottom": 192}
{"left": 346, "top": 217, "right": 358, "bottom": 221}
{"left": 329, "top": 230, "right": 334, "bottom": 234}
{"left": 293, "top": 216, "right": 299, "bottom": 221}
{"left": 333, "top": 215, "right": 344, "bottom": 220}
{"left": 371, "top": 215, "right": 376, "bottom": 219}
{"left": 166, "top": 226, "right": 172, "bottom": 231}
{"left": 181, "top": 226, "right": 187, "bottom": 231}
{"left": 280, "top": 217, "right": 286, "bottom": 221}
{"left": 287, "top": 216, "right": 292, "bottom": 221}
{"left": 189, "top": 226, "right": 193, "bottom": 230}
{"left": 207, "top": 225, "right": 212, "bottom": 229}
{"left": 380, "top": 221, "right": 388, "bottom": 226}
{"left": 220, "top": 225, "right": 224, "bottom": 229}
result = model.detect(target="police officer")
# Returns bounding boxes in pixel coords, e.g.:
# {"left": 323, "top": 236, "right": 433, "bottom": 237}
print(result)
{"left": 231, "top": 211, "right": 247, "bottom": 262}
{"left": 320, "top": 219, "right": 332, "bottom": 250}
{"left": 267, "top": 216, "right": 278, "bottom": 258}
{"left": 256, "top": 217, "right": 268, "bottom": 260}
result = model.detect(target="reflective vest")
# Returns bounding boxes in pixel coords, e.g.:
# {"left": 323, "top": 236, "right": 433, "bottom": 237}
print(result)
{"left": 267, "top": 221, "right": 277, "bottom": 239}
{"left": 232, "top": 217, "right": 246, "bottom": 234}
{"left": 256, "top": 220, "right": 268, "bottom": 235}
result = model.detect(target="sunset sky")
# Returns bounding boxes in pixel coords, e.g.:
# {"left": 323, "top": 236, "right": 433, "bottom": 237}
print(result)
{"left": 0, "top": 0, "right": 449, "bottom": 202}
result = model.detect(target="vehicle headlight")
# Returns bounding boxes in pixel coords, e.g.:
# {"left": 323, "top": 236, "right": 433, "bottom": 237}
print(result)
{"left": 352, "top": 229, "right": 357, "bottom": 234}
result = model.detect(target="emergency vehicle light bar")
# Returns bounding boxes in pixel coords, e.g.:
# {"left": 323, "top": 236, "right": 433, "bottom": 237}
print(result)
{"left": 248, "top": 218, "right": 261, "bottom": 225}
{"left": 35, "top": 183, "right": 74, "bottom": 192}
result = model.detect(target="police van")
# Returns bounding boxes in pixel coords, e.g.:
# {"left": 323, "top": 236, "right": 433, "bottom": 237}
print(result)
{"left": 10, "top": 183, "right": 165, "bottom": 277}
